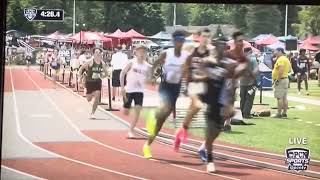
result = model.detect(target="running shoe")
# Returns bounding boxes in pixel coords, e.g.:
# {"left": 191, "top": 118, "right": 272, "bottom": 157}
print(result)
{"left": 146, "top": 110, "right": 156, "bottom": 137}
{"left": 128, "top": 131, "right": 135, "bottom": 139}
{"left": 282, "top": 113, "right": 288, "bottom": 118}
{"left": 306, "top": 91, "right": 310, "bottom": 95}
{"left": 143, "top": 143, "right": 152, "bottom": 159}
{"left": 207, "top": 162, "right": 216, "bottom": 173}
{"left": 89, "top": 113, "right": 96, "bottom": 119}
{"left": 271, "top": 113, "right": 282, "bottom": 119}
{"left": 174, "top": 128, "right": 188, "bottom": 152}
{"left": 199, "top": 149, "right": 207, "bottom": 162}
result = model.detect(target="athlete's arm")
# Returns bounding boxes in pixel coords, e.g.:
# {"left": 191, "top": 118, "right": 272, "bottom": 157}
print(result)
{"left": 182, "top": 55, "right": 192, "bottom": 82}
{"left": 78, "top": 61, "right": 89, "bottom": 76}
{"left": 151, "top": 52, "right": 166, "bottom": 80}
{"left": 120, "top": 62, "right": 132, "bottom": 97}
{"left": 100, "top": 61, "right": 109, "bottom": 79}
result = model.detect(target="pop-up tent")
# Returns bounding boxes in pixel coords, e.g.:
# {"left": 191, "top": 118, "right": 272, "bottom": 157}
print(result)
{"left": 299, "top": 41, "right": 319, "bottom": 51}
{"left": 70, "top": 31, "right": 112, "bottom": 43}
{"left": 255, "top": 35, "right": 279, "bottom": 46}
{"left": 267, "top": 41, "right": 285, "bottom": 50}
{"left": 125, "top": 29, "right": 145, "bottom": 39}
{"left": 148, "top": 31, "right": 172, "bottom": 40}
{"left": 302, "top": 36, "right": 320, "bottom": 45}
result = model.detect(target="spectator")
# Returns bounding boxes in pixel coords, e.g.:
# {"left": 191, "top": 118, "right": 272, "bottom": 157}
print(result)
{"left": 240, "top": 47, "right": 259, "bottom": 119}
{"left": 314, "top": 51, "right": 320, "bottom": 86}
{"left": 271, "top": 48, "right": 291, "bottom": 119}
{"left": 111, "top": 47, "right": 129, "bottom": 101}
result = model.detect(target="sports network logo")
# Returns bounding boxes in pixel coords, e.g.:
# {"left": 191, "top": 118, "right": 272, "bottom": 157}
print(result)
{"left": 285, "top": 147, "right": 310, "bottom": 172}
{"left": 24, "top": 8, "right": 37, "bottom": 21}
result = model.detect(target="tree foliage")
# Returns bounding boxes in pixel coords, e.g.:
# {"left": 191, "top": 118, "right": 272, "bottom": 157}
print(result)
{"left": 161, "top": 3, "right": 189, "bottom": 26}
{"left": 189, "top": 4, "right": 232, "bottom": 26}
{"left": 278, "top": 5, "right": 301, "bottom": 36}
{"left": 292, "top": 6, "right": 320, "bottom": 37}
{"left": 246, "top": 5, "right": 282, "bottom": 38}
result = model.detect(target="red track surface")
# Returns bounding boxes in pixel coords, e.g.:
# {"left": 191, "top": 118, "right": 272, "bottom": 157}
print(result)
{"left": 3, "top": 67, "right": 316, "bottom": 180}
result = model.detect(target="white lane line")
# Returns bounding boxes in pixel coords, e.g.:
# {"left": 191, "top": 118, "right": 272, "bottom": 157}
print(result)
{"left": 11, "top": 68, "right": 148, "bottom": 180}
{"left": 297, "top": 119, "right": 303, "bottom": 122}
{"left": 30, "top": 70, "right": 239, "bottom": 180}
{"left": 315, "top": 124, "right": 320, "bottom": 126}
{"left": 306, "top": 121, "right": 313, "bottom": 124}
{"left": 1, "top": 165, "right": 47, "bottom": 180}
{"left": 30, "top": 114, "right": 53, "bottom": 118}
{"left": 35, "top": 68, "right": 320, "bottom": 179}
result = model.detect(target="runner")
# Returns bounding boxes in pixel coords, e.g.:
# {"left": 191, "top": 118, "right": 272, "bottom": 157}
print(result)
{"left": 25, "top": 53, "right": 32, "bottom": 71}
{"left": 143, "top": 30, "right": 189, "bottom": 159}
{"left": 70, "top": 50, "right": 81, "bottom": 87}
{"left": 174, "top": 28, "right": 212, "bottom": 151}
{"left": 120, "top": 45, "right": 152, "bottom": 138}
{"left": 79, "top": 50, "right": 88, "bottom": 95}
{"left": 50, "top": 49, "right": 61, "bottom": 87}
{"left": 44, "top": 49, "right": 51, "bottom": 79}
{"left": 78, "top": 48, "right": 109, "bottom": 119}
{"left": 297, "top": 49, "right": 310, "bottom": 95}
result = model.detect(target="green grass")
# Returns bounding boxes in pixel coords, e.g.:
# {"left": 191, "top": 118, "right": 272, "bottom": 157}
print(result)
{"left": 140, "top": 96, "right": 320, "bottom": 160}
{"left": 287, "top": 80, "right": 320, "bottom": 100}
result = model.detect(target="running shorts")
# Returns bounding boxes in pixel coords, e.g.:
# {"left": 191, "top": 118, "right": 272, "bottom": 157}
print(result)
{"left": 159, "top": 82, "right": 181, "bottom": 107}
{"left": 123, "top": 92, "right": 144, "bottom": 108}
{"left": 85, "top": 80, "right": 102, "bottom": 94}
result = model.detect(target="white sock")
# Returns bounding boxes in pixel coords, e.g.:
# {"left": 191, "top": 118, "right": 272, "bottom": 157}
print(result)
{"left": 198, "top": 142, "right": 206, "bottom": 151}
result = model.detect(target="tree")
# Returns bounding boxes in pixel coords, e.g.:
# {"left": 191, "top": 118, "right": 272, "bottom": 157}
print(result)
{"left": 292, "top": 6, "right": 320, "bottom": 37}
{"left": 161, "top": 3, "right": 189, "bottom": 26}
{"left": 246, "top": 5, "right": 282, "bottom": 38}
{"left": 278, "top": 5, "right": 301, "bottom": 36}
{"left": 189, "top": 4, "right": 231, "bottom": 26}
{"left": 230, "top": 5, "right": 248, "bottom": 32}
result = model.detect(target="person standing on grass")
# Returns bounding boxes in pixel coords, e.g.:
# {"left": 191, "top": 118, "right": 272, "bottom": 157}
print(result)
{"left": 173, "top": 28, "right": 211, "bottom": 152}
{"left": 78, "top": 48, "right": 109, "bottom": 119}
{"left": 272, "top": 47, "right": 291, "bottom": 119}
{"left": 239, "top": 47, "right": 259, "bottom": 119}
{"left": 111, "top": 47, "right": 129, "bottom": 101}
{"left": 314, "top": 51, "right": 320, "bottom": 86}
{"left": 143, "top": 30, "right": 189, "bottom": 159}
{"left": 120, "top": 45, "right": 152, "bottom": 139}
{"left": 297, "top": 49, "right": 310, "bottom": 95}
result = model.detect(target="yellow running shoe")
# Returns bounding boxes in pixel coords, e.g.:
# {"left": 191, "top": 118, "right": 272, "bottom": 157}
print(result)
{"left": 143, "top": 143, "right": 152, "bottom": 159}
{"left": 146, "top": 110, "right": 157, "bottom": 137}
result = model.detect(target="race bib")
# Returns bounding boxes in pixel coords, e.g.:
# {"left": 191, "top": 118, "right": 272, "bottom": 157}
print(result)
{"left": 51, "top": 61, "right": 57, "bottom": 66}
{"left": 299, "top": 63, "right": 306, "bottom": 68}
{"left": 92, "top": 72, "right": 100, "bottom": 79}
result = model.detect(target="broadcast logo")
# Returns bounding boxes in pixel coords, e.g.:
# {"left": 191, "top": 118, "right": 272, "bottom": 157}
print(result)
{"left": 285, "top": 147, "right": 310, "bottom": 172}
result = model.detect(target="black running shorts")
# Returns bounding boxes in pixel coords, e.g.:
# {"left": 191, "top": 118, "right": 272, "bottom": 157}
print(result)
{"left": 85, "top": 80, "right": 102, "bottom": 94}
{"left": 123, "top": 92, "right": 144, "bottom": 109}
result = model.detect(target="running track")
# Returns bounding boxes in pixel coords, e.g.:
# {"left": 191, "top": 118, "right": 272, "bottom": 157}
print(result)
{"left": 1, "top": 66, "right": 317, "bottom": 180}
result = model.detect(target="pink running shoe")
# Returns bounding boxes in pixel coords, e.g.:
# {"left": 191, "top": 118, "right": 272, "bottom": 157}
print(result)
{"left": 174, "top": 128, "right": 188, "bottom": 152}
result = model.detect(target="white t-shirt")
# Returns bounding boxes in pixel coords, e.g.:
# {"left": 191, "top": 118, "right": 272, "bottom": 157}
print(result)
{"left": 162, "top": 48, "right": 189, "bottom": 84}
{"left": 125, "top": 58, "right": 151, "bottom": 93}
{"left": 111, "top": 51, "right": 128, "bottom": 70}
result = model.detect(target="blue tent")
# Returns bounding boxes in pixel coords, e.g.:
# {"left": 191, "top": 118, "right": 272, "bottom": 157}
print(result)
{"left": 277, "top": 35, "right": 297, "bottom": 42}
{"left": 252, "top": 34, "right": 272, "bottom": 42}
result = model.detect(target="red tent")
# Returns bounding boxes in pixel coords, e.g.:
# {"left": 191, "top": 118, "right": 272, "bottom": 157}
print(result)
{"left": 106, "top": 29, "right": 130, "bottom": 39}
{"left": 255, "top": 35, "right": 279, "bottom": 45}
{"left": 46, "top": 31, "right": 68, "bottom": 41}
{"left": 299, "top": 41, "right": 319, "bottom": 51}
{"left": 125, "top": 29, "right": 145, "bottom": 39}
{"left": 227, "top": 40, "right": 261, "bottom": 54}
{"left": 302, "top": 36, "right": 320, "bottom": 45}
{"left": 70, "top": 31, "right": 112, "bottom": 43}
